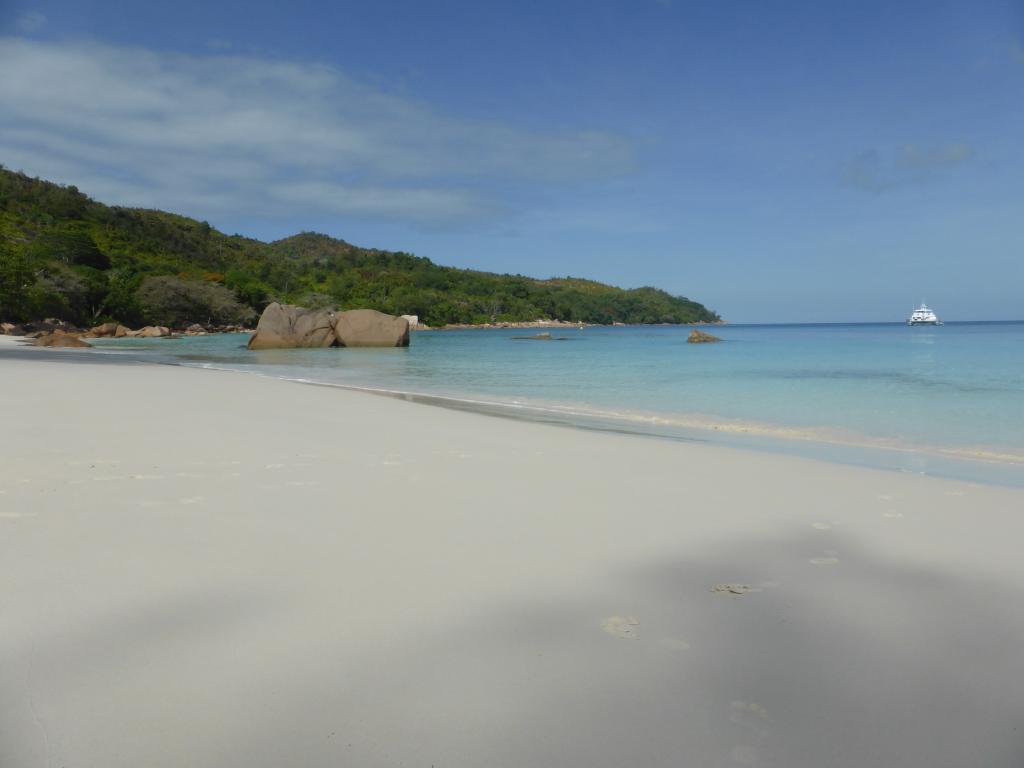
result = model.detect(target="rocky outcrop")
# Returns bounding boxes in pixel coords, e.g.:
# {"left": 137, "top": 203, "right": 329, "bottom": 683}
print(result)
{"left": 135, "top": 326, "right": 172, "bottom": 338}
{"left": 35, "top": 330, "right": 92, "bottom": 348}
{"left": 687, "top": 329, "right": 722, "bottom": 343}
{"left": 247, "top": 303, "right": 337, "bottom": 350}
{"left": 247, "top": 304, "right": 411, "bottom": 349}
{"left": 114, "top": 325, "right": 130, "bottom": 337}
{"left": 87, "top": 322, "right": 120, "bottom": 338}
{"left": 1, "top": 322, "right": 26, "bottom": 336}
{"left": 333, "top": 309, "right": 410, "bottom": 348}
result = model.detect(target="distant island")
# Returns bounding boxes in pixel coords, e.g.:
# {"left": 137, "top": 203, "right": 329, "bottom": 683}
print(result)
{"left": 0, "top": 167, "right": 720, "bottom": 330}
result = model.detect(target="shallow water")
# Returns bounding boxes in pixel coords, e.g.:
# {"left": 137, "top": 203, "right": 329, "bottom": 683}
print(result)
{"left": 86, "top": 322, "right": 1024, "bottom": 485}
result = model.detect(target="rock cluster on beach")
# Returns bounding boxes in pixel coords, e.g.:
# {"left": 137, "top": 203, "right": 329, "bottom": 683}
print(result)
{"left": 0, "top": 318, "right": 255, "bottom": 347}
{"left": 247, "top": 303, "right": 410, "bottom": 349}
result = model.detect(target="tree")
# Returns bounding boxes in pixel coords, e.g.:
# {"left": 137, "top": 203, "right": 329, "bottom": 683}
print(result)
{"left": 29, "top": 230, "right": 111, "bottom": 270}
{"left": 0, "top": 242, "right": 34, "bottom": 321}
{"left": 136, "top": 276, "right": 257, "bottom": 327}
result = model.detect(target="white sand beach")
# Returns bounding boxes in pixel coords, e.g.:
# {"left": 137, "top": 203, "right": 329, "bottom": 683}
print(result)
{"left": 2, "top": 350, "right": 1023, "bottom": 767}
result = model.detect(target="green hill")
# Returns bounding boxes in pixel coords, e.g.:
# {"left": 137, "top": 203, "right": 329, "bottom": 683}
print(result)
{"left": 0, "top": 166, "right": 720, "bottom": 328}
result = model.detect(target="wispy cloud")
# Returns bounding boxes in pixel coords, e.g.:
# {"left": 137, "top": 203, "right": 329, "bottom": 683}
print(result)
{"left": 840, "top": 143, "right": 975, "bottom": 193}
{"left": 0, "top": 37, "right": 635, "bottom": 227}
{"left": 12, "top": 11, "right": 46, "bottom": 33}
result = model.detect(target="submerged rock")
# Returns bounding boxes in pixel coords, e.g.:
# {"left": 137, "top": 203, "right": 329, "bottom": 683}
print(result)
{"left": 688, "top": 329, "right": 722, "bottom": 344}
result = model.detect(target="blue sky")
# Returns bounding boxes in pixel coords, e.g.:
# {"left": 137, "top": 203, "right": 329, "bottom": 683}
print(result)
{"left": 1, "top": 0, "right": 1021, "bottom": 321}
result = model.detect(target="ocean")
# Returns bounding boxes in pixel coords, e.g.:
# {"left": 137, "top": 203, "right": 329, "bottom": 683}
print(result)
{"left": 87, "top": 321, "right": 1024, "bottom": 486}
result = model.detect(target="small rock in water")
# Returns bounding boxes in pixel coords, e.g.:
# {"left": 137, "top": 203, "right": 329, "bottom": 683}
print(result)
{"left": 511, "top": 332, "right": 554, "bottom": 340}
{"left": 688, "top": 329, "right": 722, "bottom": 343}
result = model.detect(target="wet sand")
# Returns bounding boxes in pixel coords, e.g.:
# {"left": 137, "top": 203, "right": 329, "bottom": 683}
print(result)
{"left": 1, "top": 352, "right": 1022, "bottom": 767}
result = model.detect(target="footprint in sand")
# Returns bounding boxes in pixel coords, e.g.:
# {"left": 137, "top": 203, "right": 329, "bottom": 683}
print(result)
{"left": 810, "top": 549, "right": 840, "bottom": 566}
{"left": 712, "top": 584, "right": 761, "bottom": 596}
{"left": 728, "top": 701, "right": 772, "bottom": 765}
{"left": 657, "top": 636, "right": 691, "bottom": 651}
{"left": 729, "top": 745, "right": 759, "bottom": 766}
{"left": 602, "top": 616, "right": 640, "bottom": 639}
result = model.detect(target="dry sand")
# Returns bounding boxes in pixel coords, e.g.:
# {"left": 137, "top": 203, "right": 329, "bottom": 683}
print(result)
{"left": 1, "top": 351, "right": 1023, "bottom": 767}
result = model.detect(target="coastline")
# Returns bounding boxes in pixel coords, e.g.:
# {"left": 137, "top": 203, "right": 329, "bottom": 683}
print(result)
{"left": 8, "top": 331, "right": 1024, "bottom": 485}
{"left": 2, "top": 352, "right": 1024, "bottom": 766}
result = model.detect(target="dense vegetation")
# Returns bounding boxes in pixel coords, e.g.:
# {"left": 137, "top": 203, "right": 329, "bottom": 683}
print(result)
{"left": 0, "top": 167, "right": 720, "bottom": 328}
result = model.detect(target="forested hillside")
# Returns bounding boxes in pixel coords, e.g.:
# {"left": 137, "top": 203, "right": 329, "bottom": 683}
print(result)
{"left": 0, "top": 167, "right": 719, "bottom": 328}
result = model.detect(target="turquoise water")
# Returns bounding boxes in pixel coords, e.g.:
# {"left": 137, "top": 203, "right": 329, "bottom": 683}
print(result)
{"left": 90, "top": 322, "right": 1024, "bottom": 484}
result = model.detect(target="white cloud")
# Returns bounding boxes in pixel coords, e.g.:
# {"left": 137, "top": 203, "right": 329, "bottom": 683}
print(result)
{"left": 0, "top": 37, "right": 635, "bottom": 227}
{"left": 840, "top": 143, "right": 975, "bottom": 193}
{"left": 13, "top": 12, "right": 46, "bottom": 33}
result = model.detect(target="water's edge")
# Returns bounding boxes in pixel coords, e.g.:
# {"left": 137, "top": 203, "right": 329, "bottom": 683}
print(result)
{"left": 6, "top": 332, "right": 1022, "bottom": 488}
{"left": 162, "top": 356, "right": 1024, "bottom": 489}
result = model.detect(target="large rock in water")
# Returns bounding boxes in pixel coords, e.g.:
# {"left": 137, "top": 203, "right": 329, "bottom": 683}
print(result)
{"left": 247, "top": 303, "right": 337, "bottom": 350}
{"left": 333, "top": 309, "right": 410, "bottom": 347}
{"left": 247, "top": 304, "right": 411, "bottom": 349}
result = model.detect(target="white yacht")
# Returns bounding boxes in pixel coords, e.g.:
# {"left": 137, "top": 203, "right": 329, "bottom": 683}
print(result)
{"left": 907, "top": 303, "right": 942, "bottom": 326}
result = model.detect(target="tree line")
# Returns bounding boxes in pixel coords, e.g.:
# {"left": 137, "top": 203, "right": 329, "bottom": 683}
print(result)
{"left": 0, "top": 167, "right": 720, "bottom": 328}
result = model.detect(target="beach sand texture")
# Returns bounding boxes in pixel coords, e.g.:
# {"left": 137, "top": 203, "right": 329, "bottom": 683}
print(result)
{"left": 2, "top": 352, "right": 1023, "bottom": 767}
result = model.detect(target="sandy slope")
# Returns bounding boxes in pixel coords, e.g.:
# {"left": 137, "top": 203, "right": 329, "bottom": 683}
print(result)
{"left": 1, "top": 353, "right": 1022, "bottom": 767}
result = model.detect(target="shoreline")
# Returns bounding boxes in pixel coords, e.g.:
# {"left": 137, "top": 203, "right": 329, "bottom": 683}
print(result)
{"left": 6, "top": 333, "right": 1023, "bottom": 487}
{"left": 2, "top": 352, "right": 1023, "bottom": 767}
